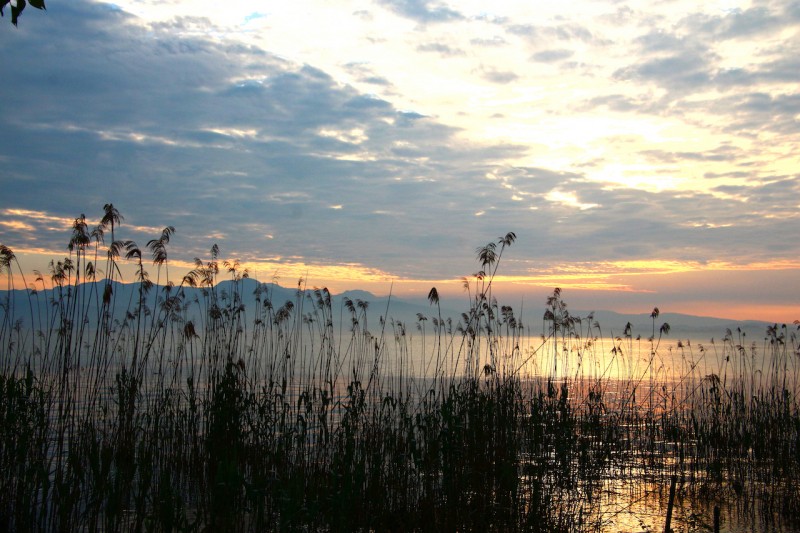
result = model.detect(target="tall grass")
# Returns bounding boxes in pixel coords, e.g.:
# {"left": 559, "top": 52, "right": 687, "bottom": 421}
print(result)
{"left": 1, "top": 207, "right": 799, "bottom": 531}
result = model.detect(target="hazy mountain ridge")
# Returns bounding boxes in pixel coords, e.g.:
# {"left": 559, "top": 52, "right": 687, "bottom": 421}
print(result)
{"left": 1, "top": 278, "right": 786, "bottom": 344}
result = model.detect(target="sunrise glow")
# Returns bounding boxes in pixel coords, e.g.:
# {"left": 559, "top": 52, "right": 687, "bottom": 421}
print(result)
{"left": 1, "top": 0, "right": 798, "bottom": 326}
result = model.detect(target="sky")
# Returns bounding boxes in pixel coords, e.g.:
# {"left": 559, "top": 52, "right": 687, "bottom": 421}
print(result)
{"left": 0, "top": 0, "right": 798, "bottom": 323}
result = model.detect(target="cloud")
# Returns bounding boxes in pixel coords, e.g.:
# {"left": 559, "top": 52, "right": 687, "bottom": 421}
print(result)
{"left": 613, "top": 4, "right": 798, "bottom": 96}
{"left": 0, "top": 1, "right": 532, "bottom": 280}
{"left": 469, "top": 35, "right": 507, "bottom": 47}
{"left": 1, "top": 0, "right": 798, "bottom": 322}
{"left": 507, "top": 22, "right": 595, "bottom": 43}
{"left": 376, "top": 0, "right": 463, "bottom": 23}
{"left": 680, "top": 5, "right": 795, "bottom": 41}
{"left": 613, "top": 49, "right": 716, "bottom": 91}
{"left": 480, "top": 69, "right": 519, "bottom": 84}
{"left": 417, "top": 42, "right": 464, "bottom": 56}
{"left": 582, "top": 94, "right": 648, "bottom": 113}
{"left": 531, "top": 48, "right": 574, "bottom": 63}
{"left": 639, "top": 145, "right": 741, "bottom": 164}
{"left": 343, "top": 62, "right": 394, "bottom": 88}
{"left": 704, "top": 91, "right": 800, "bottom": 136}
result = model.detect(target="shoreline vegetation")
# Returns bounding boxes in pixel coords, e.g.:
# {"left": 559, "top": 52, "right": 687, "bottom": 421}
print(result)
{"left": 1, "top": 206, "right": 799, "bottom": 531}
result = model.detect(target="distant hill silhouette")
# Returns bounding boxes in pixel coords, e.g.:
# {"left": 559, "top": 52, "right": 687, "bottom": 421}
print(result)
{"left": 1, "top": 278, "right": 783, "bottom": 345}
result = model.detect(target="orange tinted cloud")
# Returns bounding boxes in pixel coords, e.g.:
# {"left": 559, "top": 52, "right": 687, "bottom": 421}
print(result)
{"left": 0, "top": 220, "right": 35, "bottom": 232}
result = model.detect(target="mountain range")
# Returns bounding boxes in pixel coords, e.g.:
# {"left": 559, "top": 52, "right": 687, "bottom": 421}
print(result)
{"left": 1, "top": 277, "right": 788, "bottom": 345}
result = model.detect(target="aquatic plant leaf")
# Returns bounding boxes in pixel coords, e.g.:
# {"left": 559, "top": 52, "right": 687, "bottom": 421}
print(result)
{"left": 11, "top": 0, "right": 25, "bottom": 26}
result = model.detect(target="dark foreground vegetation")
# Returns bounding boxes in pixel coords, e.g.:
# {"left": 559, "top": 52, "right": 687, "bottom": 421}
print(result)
{"left": 1, "top": 206, "right": 799, "bottom": 531}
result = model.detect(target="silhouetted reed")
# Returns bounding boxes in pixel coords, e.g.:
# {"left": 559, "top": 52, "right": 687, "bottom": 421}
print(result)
{"left": 1, "top": 207, "right": 798, "bottom": 531}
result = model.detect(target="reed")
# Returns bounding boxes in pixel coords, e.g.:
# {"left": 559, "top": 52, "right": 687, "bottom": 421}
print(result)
{"left": 0, "top": 207, "right": 798, "bottom": 532}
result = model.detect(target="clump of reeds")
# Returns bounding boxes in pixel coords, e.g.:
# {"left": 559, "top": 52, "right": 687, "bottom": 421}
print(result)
{"left": 1, "top": 206, "right": 799, "bottom": 532}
